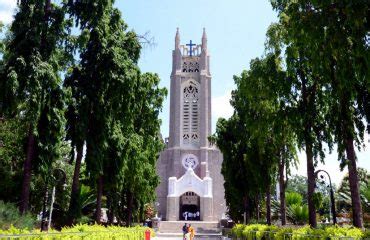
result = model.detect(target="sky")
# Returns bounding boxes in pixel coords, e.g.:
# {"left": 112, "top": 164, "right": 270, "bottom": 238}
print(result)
{"left": 0, "top": 0, "right": 369, "bottom": 186}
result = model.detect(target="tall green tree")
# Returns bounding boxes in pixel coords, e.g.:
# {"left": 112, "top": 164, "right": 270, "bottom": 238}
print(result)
{"left": 0, "top": 0, "right": 67, "bottom": 214}
{"left": 318, "top": 2, "right": 369, "bottom": 228}
{"left": 214, "top": 115, "right": 257, "bottom": 222}
{"left": 65, "top": 0, "right": 166, "bottom": 224}
{"left": 269, "top": 5, "right": 334, "bottom": 227}
{"left": 233, "top": 54, "right": 297, "bottom": 225}
{"left": 214, "top": 53, "right": 297, "bottom": 224}
{"left": 121, "top": 72, "right": 166, "bottom": 226}
{"left": 271, "top": 0, "right": 370, "bottom": 227}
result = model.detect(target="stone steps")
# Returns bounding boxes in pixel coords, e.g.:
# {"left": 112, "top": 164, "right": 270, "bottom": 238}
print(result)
{"left": 158, "top": 221, "right": 220, "bottom": 234}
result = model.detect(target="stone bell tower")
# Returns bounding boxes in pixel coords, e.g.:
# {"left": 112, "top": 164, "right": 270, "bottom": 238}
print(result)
{"left": 156, "top": 28, "right": 225, "bottom": 222}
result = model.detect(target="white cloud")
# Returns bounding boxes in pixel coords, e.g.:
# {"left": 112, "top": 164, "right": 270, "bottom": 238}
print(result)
{"left": 212, "top": 90, "right": 233, "bottom": 120}
{"left": 0, "top": 0, "right": 16, "bottom": 8}
{"left": 0, "top": 10, "right": 14, "bottom": 24}
{"left": 0, "top": 0, "right": 16, "bottom": 24}
{"left": 212, "top": 90, "right": 233, "bottom": 131}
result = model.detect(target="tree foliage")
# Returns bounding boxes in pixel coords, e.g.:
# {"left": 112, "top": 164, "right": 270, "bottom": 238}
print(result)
{"left": 0, "top": 0, "right": 166, "bottom": 227}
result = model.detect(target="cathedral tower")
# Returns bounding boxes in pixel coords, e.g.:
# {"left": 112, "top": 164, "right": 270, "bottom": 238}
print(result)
{"left": 156, "top": 29, "right": 225, "bottom": 222}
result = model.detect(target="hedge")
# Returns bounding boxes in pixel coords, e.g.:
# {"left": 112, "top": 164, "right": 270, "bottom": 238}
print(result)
{"left": 231, "top": 224, "right": 368, "bottom": 240}
{"left": 0, "top": 224, "right": 153, "bottom": 239}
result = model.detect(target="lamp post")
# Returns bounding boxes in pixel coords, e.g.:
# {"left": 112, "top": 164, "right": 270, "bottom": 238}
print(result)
{"left": 315, "top": 169, "right": 336, "bottom": 225}
{"left": 40, "top": 168, "right": 67, "bottom": 231}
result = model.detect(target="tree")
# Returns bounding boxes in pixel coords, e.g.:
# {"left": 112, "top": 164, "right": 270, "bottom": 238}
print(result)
{"left": 271, "top": 0, "right": 370, "bottom": 228}
{"left": 338, "top": 168, "right": 370, "bottom": 215}
{"left": 235, "top": 54, "right": 298, "bottom": 225}
{"left": 214, "top": 116, "right": 257, "bottom": 222}
{"left": 65, "top": 0, "right": 166, "bottom": 224}
{"left": 214, "top": 52, "right": 297, "bottom": 224}
{"left": 121, "top": 72, "right": 166, "bottom": 226}
{"left": 0, "top": 0, "right": 67, "bottom": 214}
{"left": 286, "top": 175, "right": 308, "bottom": 200}
{"left": 0, "top": 118, "right": 27, "bottom": 203}
{"left": 270, "top": 3, "right": 336, "bottom": 227}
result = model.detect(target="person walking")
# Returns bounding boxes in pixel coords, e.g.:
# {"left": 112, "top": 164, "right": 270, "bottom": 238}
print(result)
{"left": 188, "top": 224, "right": 195, "bottom": 240}
{"left": 182, "top": 223, "right": 188, "bottom": 240}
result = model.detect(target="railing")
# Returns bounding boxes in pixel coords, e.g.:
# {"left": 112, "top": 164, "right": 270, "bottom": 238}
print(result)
{"left": 0, "top": 230, "right": 144, "bottom": 240}
{"left": 230, "top": 231, "right": 369, "bottom": 240}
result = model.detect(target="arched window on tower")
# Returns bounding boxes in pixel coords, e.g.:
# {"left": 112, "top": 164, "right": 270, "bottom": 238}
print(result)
{"left": 182, "top": 81, "right": 199, "bottom": 146}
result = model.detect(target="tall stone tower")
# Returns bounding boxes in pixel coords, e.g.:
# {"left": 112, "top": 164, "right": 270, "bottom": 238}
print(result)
{"left": 156, "top": 28, "right": 225, "bottom": 222}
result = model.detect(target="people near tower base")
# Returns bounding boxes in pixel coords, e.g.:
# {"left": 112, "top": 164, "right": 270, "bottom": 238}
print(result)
{"left": 182, "top": 223, "right": 188, "bottom": 240}
{"left": 188, "top": 224, "right": 195, "bottom": 240}
{"left": 182, "top": 211, "right": 200, "bottom": 220}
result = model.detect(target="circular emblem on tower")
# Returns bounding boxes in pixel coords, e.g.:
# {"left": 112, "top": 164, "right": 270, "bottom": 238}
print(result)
{"left": 182, "top": 154, "right": 199, "bottom": 170}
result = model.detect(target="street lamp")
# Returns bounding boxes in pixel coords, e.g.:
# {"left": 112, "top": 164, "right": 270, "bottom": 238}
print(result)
{"left": 315, "top": 169, "right": 337, "bottom": 225}
{"left": 40, "top": 168, "right": 67, "bottom": 231}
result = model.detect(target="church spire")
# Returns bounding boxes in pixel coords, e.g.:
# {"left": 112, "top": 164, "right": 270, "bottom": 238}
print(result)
{"left": 202, "top": 28, "right": 207, "bottom": 50}
{"left": 175, "top": 27, "right": 180, "bottom": 49}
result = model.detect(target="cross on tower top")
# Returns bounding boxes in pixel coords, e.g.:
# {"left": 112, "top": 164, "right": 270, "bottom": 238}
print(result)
{"left": 186, "top": 40, "right": 196, "bottom": 56}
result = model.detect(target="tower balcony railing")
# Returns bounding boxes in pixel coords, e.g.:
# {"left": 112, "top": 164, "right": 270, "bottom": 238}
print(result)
{"left": 180, "top": 44, "right": 202, "bottom": 57}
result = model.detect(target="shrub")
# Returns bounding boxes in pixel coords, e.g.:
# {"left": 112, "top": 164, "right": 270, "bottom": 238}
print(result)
{"left": 274, "top": 227, "right": 293, "bottom": 240}
{"left": 0, "top": 201, "right": 36, "bottom": 230}
{"left": 231, "top": 223, "right": 245, "bottom": 238}
{"left": 231, "top": 224, "right": 365, "bottom": 240}
{"left": 286, "top": 192, "right": 303, "bottom": 206}
{"left": 0, "top": 224, "right": 149, "bottom": 239}
{"left": 287, "top": 204, "right": 309, "bottom": 225}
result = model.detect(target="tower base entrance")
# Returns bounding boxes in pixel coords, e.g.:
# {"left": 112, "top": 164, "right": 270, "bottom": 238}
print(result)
{"left": 180, "top": 192, "right": 200, "bottom": 220}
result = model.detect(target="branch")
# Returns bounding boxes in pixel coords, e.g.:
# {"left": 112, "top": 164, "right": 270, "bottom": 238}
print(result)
{"left": 137, "top": 31, "right": 156, "bottom": 49}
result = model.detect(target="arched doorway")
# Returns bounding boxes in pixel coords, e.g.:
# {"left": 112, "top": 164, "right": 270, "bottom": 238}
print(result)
{"left": 180, "top": 192, "right": 200, "bottom": 220}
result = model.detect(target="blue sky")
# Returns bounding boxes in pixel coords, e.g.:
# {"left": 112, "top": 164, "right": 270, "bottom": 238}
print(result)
{"left": 1, "top": 0, "right": 369, "bottom": 185}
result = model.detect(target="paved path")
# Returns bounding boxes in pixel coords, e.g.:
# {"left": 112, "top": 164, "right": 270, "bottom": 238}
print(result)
{"left": 153, "top": 233, "right": 226, "bottom": 240}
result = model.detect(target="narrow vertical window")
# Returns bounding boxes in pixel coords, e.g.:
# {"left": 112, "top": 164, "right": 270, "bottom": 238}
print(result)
{"left": 182, "top": 81, "right": 199, "bottom": 145}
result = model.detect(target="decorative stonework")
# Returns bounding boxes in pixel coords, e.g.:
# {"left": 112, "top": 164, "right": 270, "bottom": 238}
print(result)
{"left": 180, "top": 44, "right": 201, "bottom": 56}
{"left": 167, "top": 168, "right": 212, "bottom": 198}
{"left": 182, "top": 81, "right": 200, "bottom": 146}
{"left": 182, "top": 59, "right": 200, "bottom": 72}
{"left": 181, "top": 154, "right": 199, "bottom": 170}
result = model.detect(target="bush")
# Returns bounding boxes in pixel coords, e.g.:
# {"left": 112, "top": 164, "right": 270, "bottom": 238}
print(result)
{"left": 286, "top": 192, "right": 303, "bottom": 206}
{"left": 0, "top": 201, "right": 36, "bottom": 230}
{"left": 287, "top": 204, "right": 309, "bottom": 225}
{"left": 0, "top": 224, "right": 150, "bottom": 239}
{"left": 231, "top": 224, "right": 365, "bottom": 240}
{"left": 231, "top": 223, "right": 245, "bottom": 238}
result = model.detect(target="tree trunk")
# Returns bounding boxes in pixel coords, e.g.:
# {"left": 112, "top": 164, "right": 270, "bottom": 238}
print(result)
{"left": 299, "top": 59, "right": 317, "bottom": 228}
{"left": 266, "top": 185, "right": 271, "bottom": 225}
{"left": 306, "top": 143, "right": 317, "bottom": 228}
{"left": 67, "top": 144, "right": 83, "bottom": 225}
{"left": 95, "top": 175, "right": 103, "bottom": 224}
{"left": 107, "top": 193, "right": 114, "bottom": 225}
{"left": 40, "top": 0, "right": 51, "bottom": 57}
{"left": 256, "top": 195, "right": 260, "bottom": 221}
{"left": 40, "top": 185, "right": 49, "bottom": 231}
{"left": 346, "top": 137, "right": 363, "bottom": 228}
{"left": 243, "top": 196, "right": 250, "bottom": 224}
{"left": 278, "top": 155, "right": 287, "bottom": 225}
{"left": 19, "top": 127, "right": 35, "bottom": 214}
{"left": 126, "top": 190, "right": 134, "bottom": 227}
